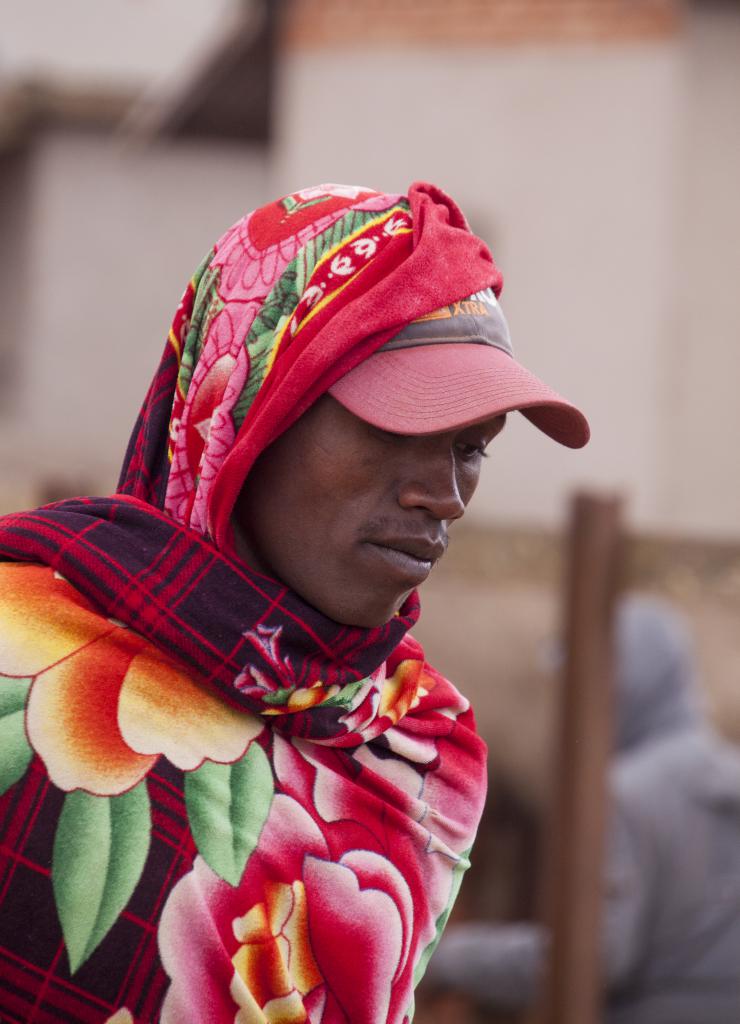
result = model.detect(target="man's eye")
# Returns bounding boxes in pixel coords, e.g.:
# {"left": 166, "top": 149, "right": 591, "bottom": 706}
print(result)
{"left": 456, "top": 443, "right": 488, "bottom": 461}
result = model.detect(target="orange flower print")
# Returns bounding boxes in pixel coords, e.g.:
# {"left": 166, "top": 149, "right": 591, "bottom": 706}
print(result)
{"left": 260, "top": 681, "right": 342, "bottom": 717}
{"left": 230, "top": 880, "right": 322, "bottom": 1023}
{"left": 159, "top": 796, "right": 330, "bottom": 1023}
{"left": 1, "top": 564, "right": 262, "bottom": 795}
{"left": 378, "top": 659, "right": 434, "bottom": 726}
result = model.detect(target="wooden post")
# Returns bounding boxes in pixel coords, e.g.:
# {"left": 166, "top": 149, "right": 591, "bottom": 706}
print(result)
{"left": 534, "top": 491, "right": 624, "bottom": 1024}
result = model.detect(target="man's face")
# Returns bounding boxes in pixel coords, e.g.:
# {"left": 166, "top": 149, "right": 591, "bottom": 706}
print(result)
{"left": 233, "top": 395, "right": 505, "bottom": 627}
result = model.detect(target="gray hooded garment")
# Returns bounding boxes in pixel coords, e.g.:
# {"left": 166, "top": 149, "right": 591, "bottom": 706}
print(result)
{"left": 425, "top": 597, "right": 740, "bottom": 1023}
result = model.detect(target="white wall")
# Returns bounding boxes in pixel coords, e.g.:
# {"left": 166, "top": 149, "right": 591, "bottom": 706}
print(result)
{"left": 660, "top": 5, "right": 740, "bottom": 534}
{"left": 273, "top": 13, "right": 739, "bottom": 539}
{"left": 0, "top": 0, "right": 236, "bottom": 84}
{"left": 0, "top": 131, "right": 269, "bottom": 495}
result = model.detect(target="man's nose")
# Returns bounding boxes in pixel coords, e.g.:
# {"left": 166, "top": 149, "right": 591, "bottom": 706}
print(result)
{"left": 397, "top": 452, "right": 466, "bottom": 521}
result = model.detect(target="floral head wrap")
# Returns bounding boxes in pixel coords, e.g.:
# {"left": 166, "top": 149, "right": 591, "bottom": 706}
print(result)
{"left": 119, "top": 181, "right": 501, "bottom": 549}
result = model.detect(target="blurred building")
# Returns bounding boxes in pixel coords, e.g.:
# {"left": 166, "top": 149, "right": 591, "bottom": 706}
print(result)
{"left": 0, "top": 0, "right": 276, "bottom": 504}
{"left": 1, "top": 0, "right": 739, "bottom": 540}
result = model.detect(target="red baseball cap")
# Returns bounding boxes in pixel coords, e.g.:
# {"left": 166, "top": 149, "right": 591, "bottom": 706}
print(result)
{"left": 329, "top": 288, "right": 590, "bottom": 448}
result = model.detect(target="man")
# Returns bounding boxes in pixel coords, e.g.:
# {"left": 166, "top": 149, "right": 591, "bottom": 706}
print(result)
{"left": 0, "top": 182, "right": 587, "bottom": 1022}
{"left": 424, "top": 597, "right": 740, "bottom": 1024}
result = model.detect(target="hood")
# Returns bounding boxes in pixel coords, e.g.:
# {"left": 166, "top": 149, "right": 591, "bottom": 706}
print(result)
{"left": 614, "top": 595, "right": 703, "bottom": 753}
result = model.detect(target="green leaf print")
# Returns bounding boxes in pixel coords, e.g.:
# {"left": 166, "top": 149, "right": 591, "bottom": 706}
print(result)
{"left": 52, "top": 781, "right": 151, "bottom": 973}
{"left": 0, "top": 676, "right": 32, "bottom": 796}
{"left": 183, "top": 260, "right": 223, "bottom": 369}
{"left": 261, "top": 686, "right": 295, "bottom": 706}
{"left": 412, "top": 846, "right": 472, "bottom": 987}
{"left": 296, "top": 207, "right": 379, "bottom": 291}
{"left": 318, "top": 677, "right": 366, "bottom": 709}
{"left": 231, "top": 266, "right": 302, "bottom": 430}
{"left": 184, "top": 741, "right": 274, "bottom": 886}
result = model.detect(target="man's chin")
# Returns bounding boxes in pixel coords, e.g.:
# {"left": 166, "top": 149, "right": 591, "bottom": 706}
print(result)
{"left": 321, "top": 590, "right": 414, "bottom": 630}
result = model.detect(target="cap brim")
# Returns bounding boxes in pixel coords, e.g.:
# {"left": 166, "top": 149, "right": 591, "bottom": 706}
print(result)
{"left": 328, "top": 343, "right": 590, "bottom": 448}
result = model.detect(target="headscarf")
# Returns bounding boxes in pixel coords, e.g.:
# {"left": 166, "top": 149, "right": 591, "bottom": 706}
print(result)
{"left": 0, "top": 182, "right": 492, "bottom": 1023}
{"left": 120, "top": 180, "right": 501, "bottom": 547}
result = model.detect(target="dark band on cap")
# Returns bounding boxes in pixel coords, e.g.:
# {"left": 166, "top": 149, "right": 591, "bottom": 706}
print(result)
{"left": 381, "top": 287, "right": 514, "bottom": 358}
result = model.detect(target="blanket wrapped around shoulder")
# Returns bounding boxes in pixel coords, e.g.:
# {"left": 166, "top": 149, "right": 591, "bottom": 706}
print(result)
{"left": 0, "top": 182, "right": 493, "bottom": 1023}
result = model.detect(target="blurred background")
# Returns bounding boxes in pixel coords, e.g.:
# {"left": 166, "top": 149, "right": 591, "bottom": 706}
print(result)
{"left": 1, "top": 0, "right": 739, "bottom": 1019}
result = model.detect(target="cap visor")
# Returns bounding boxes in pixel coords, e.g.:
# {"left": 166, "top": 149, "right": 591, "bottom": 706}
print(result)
{"left": 329, "top": 343, "right": 590, "bottom": 448}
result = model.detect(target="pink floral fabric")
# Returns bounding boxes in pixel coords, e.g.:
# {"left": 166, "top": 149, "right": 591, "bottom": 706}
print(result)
{"left": 157, "top": 636, "right": 486, "bottom": 1023}
{"left": 0, "top": 566, "right": 486, "bottom": 1022}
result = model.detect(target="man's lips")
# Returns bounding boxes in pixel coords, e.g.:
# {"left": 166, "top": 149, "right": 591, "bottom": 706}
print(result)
{"left": 361, "top": 535, "right": 447, "bottom": 585}
{"left": 370, "top": 535, "right": 447, "bottom": 562}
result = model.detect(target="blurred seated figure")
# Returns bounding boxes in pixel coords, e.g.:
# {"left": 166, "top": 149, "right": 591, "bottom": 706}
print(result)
{"left": 423, "top": 596, "right": 740, "bottom": 1024}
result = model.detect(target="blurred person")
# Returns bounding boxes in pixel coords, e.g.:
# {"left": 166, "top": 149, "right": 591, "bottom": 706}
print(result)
{"left": 423, "top": 596, "right": 740, "bottom": 1024}
{"left": 0, "top": 182, "right": 588, "bottom": 1022}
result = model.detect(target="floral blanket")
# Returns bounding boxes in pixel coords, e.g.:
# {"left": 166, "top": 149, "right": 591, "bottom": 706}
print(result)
{"left": 0, "top": 562, "right": 487, "bottom": 1022}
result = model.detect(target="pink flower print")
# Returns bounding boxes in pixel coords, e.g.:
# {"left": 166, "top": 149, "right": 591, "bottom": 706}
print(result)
{"left": 164, "top": 307, "right": 249, "bottom": 530}
{"left": 158, "top": 795, "right": 330, "bottom": 1023}
{"left": 189, "top": 350, "right": 249, "bottom": 533}
{"left": 270, "top": 716, "right": 472, "bottom": 962}
{"left": 164, "top": 349, "right": 234, "bottom": 525}
{"left": 158, "top": 786, "right": 422, "bottom": 1023}
{"left": 295, "top": 184, "right": 375, "bottom": 202}
{"left": 214, "top": 209, "right": 346, "bottom": 304}
{"left": 304, "top": 851, "right": 415, "bottom": 1024}
{"left": 234, "top": 624, "right": 298, "bottom": 696}
{"left": 355, "top": 191, "right": 405, "bottom": 213}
